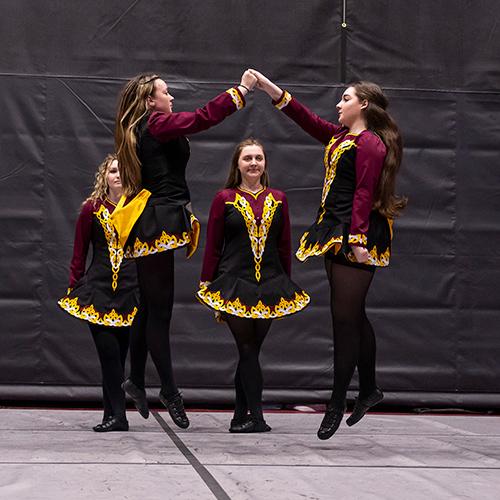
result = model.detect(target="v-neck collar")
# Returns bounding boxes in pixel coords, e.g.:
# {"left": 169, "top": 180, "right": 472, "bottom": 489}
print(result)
{"left": 237, "top": 186, "right": 266, "bottom": 200}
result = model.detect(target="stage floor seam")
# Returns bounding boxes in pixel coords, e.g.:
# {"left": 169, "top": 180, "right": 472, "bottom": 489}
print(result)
{"left": 1, "top": 409, "right": 499, "bottom": 500}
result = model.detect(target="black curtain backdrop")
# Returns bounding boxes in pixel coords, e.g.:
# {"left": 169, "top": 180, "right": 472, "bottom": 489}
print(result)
{"left": 0, "top": 1, "right": 499, "bottom": 407}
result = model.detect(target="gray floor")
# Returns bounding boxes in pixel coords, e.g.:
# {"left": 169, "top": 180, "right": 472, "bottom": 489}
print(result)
{"left": 0, "top": 409, "right": 498, "bottom": 500}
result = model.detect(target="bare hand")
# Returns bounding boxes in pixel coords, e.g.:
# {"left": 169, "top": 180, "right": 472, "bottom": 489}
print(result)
{"left": 240, "top": 70, "right": 258, "bottom": 91}
{"left": 351, "top": 246, "right": 370, "bottom": 263}
{"left": 249, "top": 69, "right": 283, "bottom": 100}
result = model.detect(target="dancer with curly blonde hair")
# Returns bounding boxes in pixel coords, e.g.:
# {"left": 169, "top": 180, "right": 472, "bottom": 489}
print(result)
{"left": 59, "top": 155, "right": 139, "bottom": 432}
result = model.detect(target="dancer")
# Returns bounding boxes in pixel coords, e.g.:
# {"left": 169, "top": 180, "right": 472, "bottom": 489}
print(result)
{"left": 59, "top": 155, "right": 139, "bottom": 432}
{"left": 197, "top": 138, "right": 310, "bottom": 432}
{"left": 251, "top": 70, "right": 406, "bottom": 439}
{"left": 114, "top": 71, "right": 257, "bottom": 428}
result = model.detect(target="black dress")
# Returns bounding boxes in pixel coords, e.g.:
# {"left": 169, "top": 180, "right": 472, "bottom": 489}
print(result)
{"left": 120, "top": 88, "right": 246, "bottom": 259}
{"left": 274, "top": 91, "right": 393, "bottom": 267}
{"left": 59, "top": 199, "right": 139, "bottom": 326}
{"left": 197, "top": 188, "right": 310, "bottom": 319}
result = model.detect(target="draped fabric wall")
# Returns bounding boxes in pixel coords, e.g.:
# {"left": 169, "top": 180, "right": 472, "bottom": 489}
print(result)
{"left": 0, "top": 1, "right": 499, "bottom": 407}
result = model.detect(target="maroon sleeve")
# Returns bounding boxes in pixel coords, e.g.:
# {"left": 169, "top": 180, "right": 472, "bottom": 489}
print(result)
{"left": 273, "top": 92, "right": 343, "bottom": 145}
{"left": 349, "top": 133, "right": 387, "bottom": 247}
{"left": 200, "top": 192, "right": 227, "bottom": 282}
{"left": 277, "top": 193, "right": 292, "bottom": 277}
{"left": 148, "top": 88, "right": 245, "bottom": 142}
{"left": 68, "top": 200, "right": 94, "bottom": 287}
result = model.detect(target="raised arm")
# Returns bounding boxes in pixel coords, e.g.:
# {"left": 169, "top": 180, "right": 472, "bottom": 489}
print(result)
{"left": 251, "top": 69, "right": 342, "bottom": 145}
{"left": 149, "top": 70, "right": 257, "bottom": 142}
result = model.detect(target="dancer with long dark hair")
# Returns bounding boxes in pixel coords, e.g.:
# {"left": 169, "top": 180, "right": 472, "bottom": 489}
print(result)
{"left": 59, "top": 155, "right": 139, "bottom": 432}
{"left": 251, "top": 70, "right": 406, "bottom": 439}
{"left": 114, "top": 71, "right": 257, "bottom": 428}
{"left": 197, "top": 138, "right": 309, "bottom": 432}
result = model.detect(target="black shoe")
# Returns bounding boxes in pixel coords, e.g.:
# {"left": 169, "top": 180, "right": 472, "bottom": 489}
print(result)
{"left": 317, "top": 404, "right": 345, "bottom": 440}
{"left": 92, "top": 415, "right": 113, "bottom": 432}
{"left": 122, "top": 378, "right": 149, "bottom": 419}
{"left": 229, "top": 415, "right": 251, "bottom": 432}
{"left": 229, "top": 418, "right": 272, "bottom": 433}
{"left": 346, "top": 388, "right": 384, "bottom": 427}
{"left": 159, "top": 392, "right": 190, "bottom": 429}
{"left": 93, "top": 416, "right": 129, "bottom": 432}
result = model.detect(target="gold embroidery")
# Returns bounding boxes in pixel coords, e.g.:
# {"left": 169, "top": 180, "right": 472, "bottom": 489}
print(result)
{"left": 58, "top": 296, "right": 137, "bottom": 327}
{"left": 125, "top": 231, "right": 191, "bottom": 258}
{"left": 125, "top": 214, "right": 200, "bottom": 258}
{"left": 348, "top": 233, "right": 367, "bottom": 246}
{"left": 317, "top": 138, "right": 357, "bottom": 224}
{"left": 94, "top": 205, "right": 124, "bottom": 291}
{"left": 346, "top": 245, "right": 390, "bottom": 267}
{"left": 226, "top": 88, "right": 245, "bottom": 110}
{"left": 197, "top": 286, "right": 310, "bottom": 319}
{"left": 226, "top": 193, "right": 281, "bottom": 281}
{"left": 296, "top": 231, "right": 390, "bottom": 266}
{"left": 296, "top": 231, "right": 343, "bottom": 262}
{"left": 274, "top": 90, "right": 292, "bottom": 110}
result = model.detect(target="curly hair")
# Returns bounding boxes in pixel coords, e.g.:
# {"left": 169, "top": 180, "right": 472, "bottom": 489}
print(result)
{"left": 85, "top": 154, "right": 118, "bottom": 206}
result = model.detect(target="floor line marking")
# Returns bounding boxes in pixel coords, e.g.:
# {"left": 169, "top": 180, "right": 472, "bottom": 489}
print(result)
{"left": 152, "top": 411, "right": 231, "bottom": 500}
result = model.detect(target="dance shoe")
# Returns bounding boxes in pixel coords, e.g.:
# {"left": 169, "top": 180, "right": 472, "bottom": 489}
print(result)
{"left": 346, "top": 388, "right": 384, "bottom": 427}
{"left": 229, "top": 418, "right": 271, "bottom": 433}
{"left": 92, "top": 415, "right": 113, "bottom": 432}
{"left": 159, "top": 391, "right": 190, "bottom": 429}
{"left": 317, "top": 404, "right": 345, "bottom": 440}
{"left": 229, "top": 415, "right": 251, "bottom": 432}
{"left": 122, "top": 378, "right": 149, "bottom": 419}
{"left": 93, "top": 416, "right": 129, "bottom": 432}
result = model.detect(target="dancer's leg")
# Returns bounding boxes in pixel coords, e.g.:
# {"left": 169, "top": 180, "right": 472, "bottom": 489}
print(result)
{"left": 89, "top": 324, "right": 127, "bottom": 419}
{"left": 135, "top": 251, "right": 177, "bottom": 397}
{"left": 226, "top": 316, "right": 272, "bottom": 422}
{"left": 324, "top": 258, "right": 375, "bottom": 408}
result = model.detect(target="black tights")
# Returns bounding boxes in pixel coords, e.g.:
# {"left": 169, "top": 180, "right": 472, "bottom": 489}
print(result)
{"left": 225, "top": 316, "right": 272, "bottom": 422}
{"left": 89, "top": 324, "right": 129, "bottom": 419}
{"left": 130, "top": 251, "right": 177, "bottom": 398}
{"left": 325, "top": 257, "right": 376, "bottom": 408}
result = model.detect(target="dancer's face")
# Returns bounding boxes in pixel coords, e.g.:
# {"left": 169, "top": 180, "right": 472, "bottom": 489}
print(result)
{"left": 106, "top": 160, "right": 122, "bottom": 198}
{"left": 336, "top": 86, "right": 367, "bottom": 128}
{"left": 147, "top": 79, "right": 174, "bottom": 115}
{"left": 237, "top": 145, "right": 266, "bottom": 186}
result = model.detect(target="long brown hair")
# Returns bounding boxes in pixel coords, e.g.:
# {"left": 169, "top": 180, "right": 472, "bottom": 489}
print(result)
{"left": 352, "top": 81, "right": 407, "bottom": 218}
{"left": 115, "top": 73, "right": 159, "bottom": 197}
{"left": 224, "top": 138, "right": 270, "bottom": 189}
{"left": 85, "top": 154, "right": 118, "bottom": 206}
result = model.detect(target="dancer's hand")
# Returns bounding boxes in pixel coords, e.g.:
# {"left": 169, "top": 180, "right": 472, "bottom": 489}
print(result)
{"left": 351, "top": 246, "right": 370, "bottom": 263}
{"left": 249, "top": 69, "right": 283, "bottom": 101}
{"left": 239, "top": 70, "right": 258, "bottom": 94}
